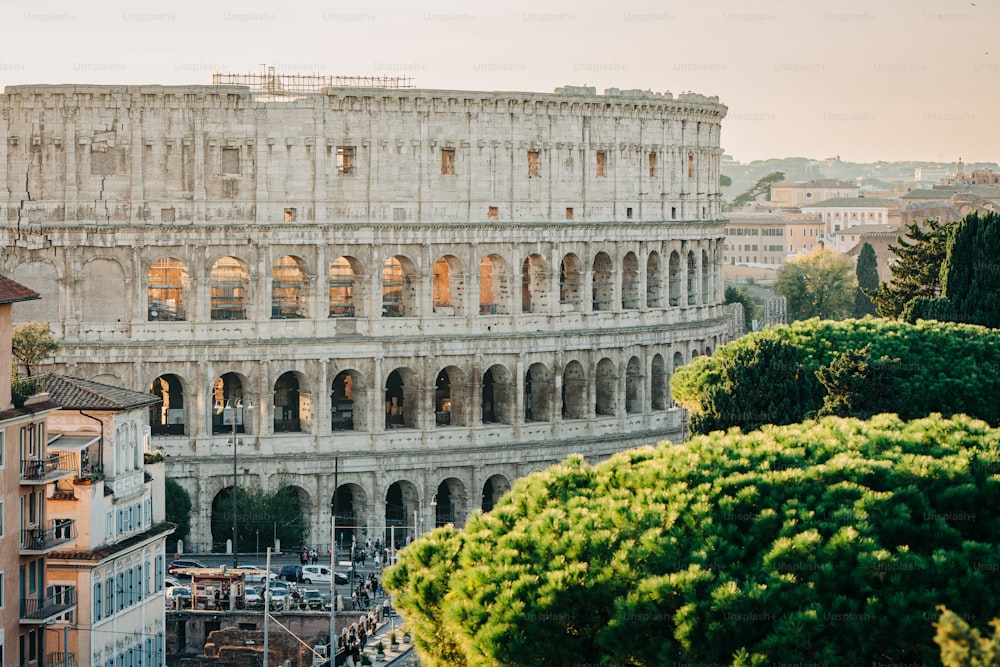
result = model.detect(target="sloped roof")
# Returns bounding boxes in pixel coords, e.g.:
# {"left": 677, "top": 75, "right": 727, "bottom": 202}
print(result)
{"left": 792, "top": 179, "right": 858, "bottom": 189}
{"left": 0, "top": 275, "right": 41, "bottom": 304}
{"left": 44, "top": 374, "right": 161, "bottom": 411}
{"left": 802, "top": 197, "right": 893, "bottom": 208}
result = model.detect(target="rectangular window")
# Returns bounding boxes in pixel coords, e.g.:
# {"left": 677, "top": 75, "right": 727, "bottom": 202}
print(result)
{"left": 688, "top": 152, "right": 694, "bottom": 178}
{"left": 441, "top": 148, "right": 456, "bottom": 175}
{"left": 626, "top": 207, "right": 633, "bottom": 219}
{"left": 105, "top": 576, "right": 114, "bottom": 616}
{"left": 146, "top": 559, "right": 153, "bottom": 595}
{"left": 155, "top": 556, "right": 163, "bottom": 592}
{"left": 284, "top": 207, "right": 297, "bottom": 222}
{"left": 527, "top": 150, "right": 540, "bottom": 177}
{"left": 221, "top": 147, "right": 240, "bottom": 175}
{"left": 596, "top": 151, "right": 606, "bottom": 177}
{"left": 671, "top": 206, "right": 677, "bottom": 220}
{"left": 0, "top": 571, "right": 4, "bottom": 610}
{"left": 566, "top": 207, "right": 574, "bottom": 221}
{"left": 487, "top": 206, "right": 498, "bottom": 221}
{"left": 117, "top": 572, "right": 125, "bottom": 611}
{"left": 649, "top": 152, "right": 657, "bottom": 178}
{"left": 337, "top": 146, "right": 356, "bottom": 175}
{"left": 94, "top": 581, "right": 102, "bottom": 621}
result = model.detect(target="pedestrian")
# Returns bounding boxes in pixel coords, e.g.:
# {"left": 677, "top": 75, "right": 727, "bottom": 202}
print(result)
{"left": 300, "top": 549, "right": 308, "bottom": 566}
{"left": 310, "top": 547, "right": 318, "bottom": 565}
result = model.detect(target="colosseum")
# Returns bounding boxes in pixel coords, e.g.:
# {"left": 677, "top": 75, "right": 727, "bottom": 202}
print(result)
{"left": 1, "top": 75, "right": 732, "bottom": 552}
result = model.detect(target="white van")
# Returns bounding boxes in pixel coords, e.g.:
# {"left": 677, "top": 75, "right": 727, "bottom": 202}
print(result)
{"left": 300, "top": 565, "right": 349, "bottom": 585}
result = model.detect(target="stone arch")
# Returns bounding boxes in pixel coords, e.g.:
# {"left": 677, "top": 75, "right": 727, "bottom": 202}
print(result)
{"left": 10, "top": 260, "right": 59, "bottom": 324}
{"left": 210, "top": 256, "right": 251, "bottom": 320}
{"left": 150, "top": 373, "right": 186, "bottom": 436}
{"left": 479, "top": 254, "right": 510, "bottom": 315}
{"left": 273, "top": 370, "right": 307, "bottom": 433}
{"left": 481, "top": 474, "right": 512, "bottom": 512}
{"left": 211, "top": 372, "right": 253, "bottom": 435}
{"left": 482, "top": 364, "right": 514, "bottom": 425}
{"left": 385, "top": 480, "right": 419, "bottom": 544}
{"left": 331, "top": 369, "right": 366, "bottom": 431}
{"left": 647, "top": 251, "right": 662, "bottom": 308}
{"left": 210, "top": 486, "right": 237, "bottom": 553}
{"left": 435, "top": 365, "right": 467, "bottom": 427}
{"left": 686, "top": 251, "right": 697, "bottom": 306}
{"left": 524, "top": 362, "right": 553, "bottom": 421}
{"left": 81, "top": 257, "right": 127, "bottom": 323}
{"left": 382, "top": 255, "right": 418, "bottom": 317}
{"left": 622, "top": 252, "right": 640, "bottom": 310}
{"left": 272, "top": 255, "right": 309, "bottom": 319}
{"left": 592, "top": 252, "right": 613, "bottom": 311}
{"left": 385, "top": 367, "right": 418, "bottom": 429}
{"left": 520, "top": 253, "right": 549, "bottom": 314}
{"left": 561, "top": 360, "right": 588, "bottom": 420}
{"left": 595, "top": 358, "right": 616, "bottom": 416}
{"left": 329, "top": 255, "right": 364, "bottom": 318}
{"left": 625, "top": 356, "right": 642, "bottom": 414}
{"left": 651, "top": 354, "right": 667, "bottom": 411}
{"left": 673, "top": 350, "right": 685, "bottom": 371}
{"left": 559, "top": 253, "right": 583, "bottom": 309}
{"left": 668, "top": 250, "right": 681, "bottom": 307}
{"left": 433, "top": 478, "right": 467, "bottom": 528}
{"left": 432, "top": 255, "right": 464, "bottom": 316}
{"left": 148, "top": 257, "right": 188, "bottom": 321}
{"left": 331, "top": 483, "right": 369, "bottom": 546}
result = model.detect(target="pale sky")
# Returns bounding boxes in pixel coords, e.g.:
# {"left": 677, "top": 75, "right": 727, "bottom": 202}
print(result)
{"left": 3, "top": 0, "right": 996, "bottom": 164}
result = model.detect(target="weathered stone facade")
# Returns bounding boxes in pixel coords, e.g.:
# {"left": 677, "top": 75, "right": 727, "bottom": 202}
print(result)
{"left": 0, "top": 82, "right": 730, "bottom": 550}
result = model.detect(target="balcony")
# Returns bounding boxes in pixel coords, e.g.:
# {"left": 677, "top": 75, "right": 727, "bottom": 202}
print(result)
{"left": 20, "top": 453, "right": 76, "bottom": 485}
{"left": 45, "top": 653, "right": 78, "bottom": 667}
{"left": 20, "top": 585, "right": 77, "bottom": 624}
{"left": 20, "top": 519, "right": 77, "bottom": 554}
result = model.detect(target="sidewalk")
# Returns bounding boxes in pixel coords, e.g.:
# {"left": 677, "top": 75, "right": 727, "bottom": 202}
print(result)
{"left": 360, "top": 610, "right": 418, "bottom": 666}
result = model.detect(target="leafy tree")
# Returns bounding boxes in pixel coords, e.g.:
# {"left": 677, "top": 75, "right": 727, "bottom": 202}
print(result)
{"left": 387, "top": 415, "right": 1000, "bottom": 667}
{"left": 211, "top": 482, "right": 307, "bottom": 553}
{"left": 869, "top": 218, "right": 954, "bottom": 318}
{"left": 724, "top": 285, "right": 760, "bottom": 332}
{"left": 939, "top": 210, "right": 1000, "bottom": 328}
{"left": 165, "top": 477, "right": 192, "bottom": 552}
{"left": 732, "top": 171, "right": 784, "bottom": 208}
{"left": 853, "top": 242, "right": 879, "bottom": 318}
{"left": 12, "top": 321, "right": 60, "bottom": 377}
{"left": 935, "top": 606, "right": 1000, "bottom": 667}
{"left": 774, "top": 247, "right": 855, "bottom": 321}
{"left": 671, "top": 318, "right": 1000, "bottom": 435}
{"left": 720, "top": 174, "right": 733, "bottom": 187}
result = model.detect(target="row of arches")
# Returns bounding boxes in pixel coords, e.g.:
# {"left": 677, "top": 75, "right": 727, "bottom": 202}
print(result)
{"left": 149, "top": 351, "right": 707, "bottom": 436}
{"left": 209, "top": 476, "right": 512, "bottom": 550}
{"left": 146, "top": 247, "right": 720, "bottom": 322}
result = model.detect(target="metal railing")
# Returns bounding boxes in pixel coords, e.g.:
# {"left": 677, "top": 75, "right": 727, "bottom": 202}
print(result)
{"left": 20, "top": 453, "right": 75, "bottom": 483}
{"left": 45, "top": 653, "right": 78, "bottom": 667}
{"left": 21, "top": 519, "right": 77, "bottom": 552}
{"left": 20, "top": 586, "right": 77, "bottom": 622}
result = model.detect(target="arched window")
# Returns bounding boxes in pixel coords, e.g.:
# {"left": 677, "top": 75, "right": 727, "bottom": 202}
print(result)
{"left": 272, "top": 256, "right": 308, "bottom": 319}
{"left": 329, "top": 256, "right": 362, "bottom": 317}
{"left": 524, "top": 363, "right": 553, "bottom": 421}
{"left": 150, "top": 374, "right": 185, "bottom": 435}
{"left": 595, "top": 359, "right": 616, "bottom": 416}
{"left": 210, "top": 257, "right": 250, "bottom": 320}
{"left": 622, "top": 253, "right": 639, "bottom": 310}
{"left": 148, "top": 258, "right": 188, "bottom": 321}
{"left": 559, "top": 254, "right": 582, "bottom": 309}
{"left": 646, "top": 251, "right": 662, "bottom": 308}
{"left": 592, "top": 253, "right": 613, "bottom": 311}
{"left": 432, "top": 256, "right": 464, "bottom": 315}
{"left": 521, "top": 254, "right": 549, "bottom": 314}
{"left": 479, "top": 255, "right": 510, "bottom": 315}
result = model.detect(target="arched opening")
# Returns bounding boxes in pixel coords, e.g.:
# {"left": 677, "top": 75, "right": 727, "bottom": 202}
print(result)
{"left": 272, "top": 255, "right": 308, "bottom": 318}
{"left": 385, "top": 369, "right": 416, "bottom": 429}
{"left": 211, "top": 373, "right": 250, "bottom": 435}
{"left": 479, "top": 254, "right": 510, "bottom": 315}
{"left": 596, "top": 358, "right": 616, "bottom": 416}
{"left": 701, "top": 249, "right": 710, "bottom": 306}
{"left": 622, "top": 252, "right": 640, "bottom": 309}
{"left": 647, "top": 251, "right": 662, "bottom": 308}
{"left": 385, "top": 480, "right": 419, "bottom": 544}
{"left": 211, "top": 484, "right": 308, "bottom": 555}
{"left": 329, "top": 256, "right": 362, "bottom": 317}
{"left": 524, "top": 362, "right": 553, "bottom": 422}
{"left": 148, "top": 257, "right": 188, "bottom": 321}
{"left": 432, "top": 255, "right": 464, "bottom": 315}
{"left": 481, "top": 475, "right": 511, "bottom": 513}
{"left": 331, "top": 484, "right": 367, "bottom": 547}
{"left": 273, "top": 371, "right": 302, "bottom": 433}
{"left": 331, "top": 370, "right": 365, "bottom": 431}
{"left": 668, "top": 251, "right": 681, "bottom": 307}
{"left": 561, "top": 360, "right": 587, "bottom": 420}
{"left": 382, "top": 256, "right": 416, "bottom": 317}
{"left": 592, "top": 252, "right": 613, "bottom": 311}
{"left": 521, "top": 254, "right": 548, "bottom": 314}
{"left": 687, "top": 251, "right": 697, "bottom": 306}
{"left": 210, "top": 256, "right": 250, "bottom": 320}
{"left": 559, "top": 254, "right": 582, "bottom": 309}
{"left": 651, "top": 354, "right": 667, "bottom": 410}
{"left": 673, "top": 351, "right": 685, "bottom": 370}
{"left": 433, "top": 478, "right": 466, "bottom": 528}
{"left": 626, "top": 356, "right": 642, "bottom": 414}
{"left": 435, "top": 369, "right": 452, "bottom": 426}
{"left": 150, "top": 374, "right": 185, "bottom": 436}
{"left": 482, "top": 364, "right": 514, "bottom": 425}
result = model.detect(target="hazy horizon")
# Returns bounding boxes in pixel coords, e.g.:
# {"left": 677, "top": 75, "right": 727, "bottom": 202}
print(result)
{"left": 3, "top": 0, "right": 996, "bottom": 165}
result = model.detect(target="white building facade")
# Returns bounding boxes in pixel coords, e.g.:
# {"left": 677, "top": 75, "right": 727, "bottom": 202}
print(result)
{"left": 0, "top": 80, "right": 731, "bottom": 550}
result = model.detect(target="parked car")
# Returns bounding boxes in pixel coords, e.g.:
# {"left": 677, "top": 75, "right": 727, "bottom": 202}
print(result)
{"left": 164, "top": 576, "right": 184, "bottom": 588}
{"left": 278, "top": 565, "right": 304, "bottom": 583}
{"left": 267, "top": 582, "right": 291, "bottom": 609}
{"left": 299, "top": 588, "right": 326, "bottom": 610}
{"left": 236, "top": 565, "right": 277, "bottom": 584}
{"left": 166, "top": 586, "right": 191, "bottom": 601}
{"left": 167, "top": 559, "right": 206, "bottom": 576}
{"left": 245, "top": 586, "right": 263, "bottom": 607}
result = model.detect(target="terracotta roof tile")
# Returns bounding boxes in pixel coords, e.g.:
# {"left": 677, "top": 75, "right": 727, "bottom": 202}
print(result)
{"left": 44, "top": 374, "right": 161, "bottom": 411}
{"left": 0, "top": 275, "right": 41, "bottom": 304}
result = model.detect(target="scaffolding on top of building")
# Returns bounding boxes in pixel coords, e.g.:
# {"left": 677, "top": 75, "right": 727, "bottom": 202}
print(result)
{"left": 212, "top": 66, "right": 415, "bottom": 94}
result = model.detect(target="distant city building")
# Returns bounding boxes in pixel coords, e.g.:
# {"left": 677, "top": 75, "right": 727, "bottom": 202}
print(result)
{"left": 800, "top": 197, "right": 897, "bottom": 237}
{"left": 768, "top": 179, "right": 859, "bottom": 208}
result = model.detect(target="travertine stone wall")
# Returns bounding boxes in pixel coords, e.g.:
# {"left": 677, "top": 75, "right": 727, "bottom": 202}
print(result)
{"left": 0, "top": 83, "right": 731, "bottom": 550}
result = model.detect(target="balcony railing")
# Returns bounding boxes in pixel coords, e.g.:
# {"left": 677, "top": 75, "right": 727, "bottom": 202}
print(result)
{"left": 20, "top": 452, "right": 76, "bottom": 484}
{"left": 45, "top": 653, "right": 78, "bottom": 667}
{"left": 20, "top": 586, "right": 77, "bottom": 623}
{"left": 21, "top": 519, "right": 77, "bottom": 554}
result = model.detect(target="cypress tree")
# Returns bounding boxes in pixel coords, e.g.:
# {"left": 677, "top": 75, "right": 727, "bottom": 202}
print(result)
{"left": 869, "top": 218, "right": 954, "bottom": 318}
{"left": 941, "top": 210, "right": 1000, "bottom": 328}
{"left": 853, "top": 242, "right": 879, "bottom": 317}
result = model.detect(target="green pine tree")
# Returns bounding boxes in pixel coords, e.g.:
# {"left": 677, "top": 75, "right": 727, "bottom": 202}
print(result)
{"left": 941, "top": 210, "right": 1000, "bottom": 328}
{"left": 853, "top": 242, "right": 880, "bottom": 317}
{"left": 869, "top": 218, "right": 954, "bottom": 318}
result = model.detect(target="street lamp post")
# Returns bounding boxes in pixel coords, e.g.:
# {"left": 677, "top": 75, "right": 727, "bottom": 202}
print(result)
{"left": 217, "top": 397, "right": 253, "bottom": 568}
